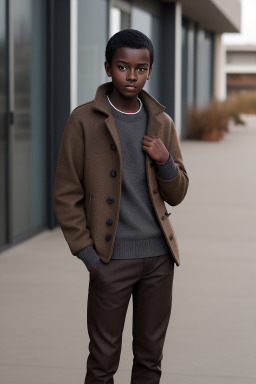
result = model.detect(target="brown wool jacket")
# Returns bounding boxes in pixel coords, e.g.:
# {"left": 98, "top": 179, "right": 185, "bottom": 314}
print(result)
{"left": 54, "top": 82, "right": 189, "bottom": 266}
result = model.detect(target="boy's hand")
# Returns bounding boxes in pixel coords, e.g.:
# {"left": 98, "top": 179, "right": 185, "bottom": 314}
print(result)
{"left": 90, "top": 263, "right": 98, "bottom": 276}
{"left": 142, "top": 135, "right": 169, "bottom": 163}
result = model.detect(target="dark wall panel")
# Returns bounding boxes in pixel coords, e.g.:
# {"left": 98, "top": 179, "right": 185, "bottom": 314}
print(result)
{"left": 47, "top": 0, "right": 70, "bottom": 228}
{"left": 160, "top": 2, "right": 176, "bottom": 119}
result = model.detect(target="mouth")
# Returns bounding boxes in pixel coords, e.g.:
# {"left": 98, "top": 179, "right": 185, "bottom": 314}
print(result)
{"left": 124, "top": 84, "right": 137, "bottom": 90}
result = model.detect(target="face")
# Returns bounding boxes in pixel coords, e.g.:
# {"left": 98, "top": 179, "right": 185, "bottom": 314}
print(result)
{"left": 105, "top": 47, "right": 152, "bottom": 100}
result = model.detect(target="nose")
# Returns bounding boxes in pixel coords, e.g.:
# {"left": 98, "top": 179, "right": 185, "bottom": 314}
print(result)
{"left": 127, "top": 68, "right": 137, "bottom": 81}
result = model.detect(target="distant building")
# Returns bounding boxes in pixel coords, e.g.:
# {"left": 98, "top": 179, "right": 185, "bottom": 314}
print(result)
{"left": 0, "top": 0, "right": 241, "bottom": 253}
{"left": 225, "top": 45, "right": 256, "bottom": 96}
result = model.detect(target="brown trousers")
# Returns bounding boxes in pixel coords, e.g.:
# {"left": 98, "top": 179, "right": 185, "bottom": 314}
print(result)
{"left": 84, "top": 253, "right": 175, "bottom": 384}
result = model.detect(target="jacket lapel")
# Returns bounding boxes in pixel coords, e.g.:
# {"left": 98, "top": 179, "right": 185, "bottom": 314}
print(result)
{"left": 139, "top": 89, "right": 166, "bottom": 138}
{"left": 146, "top": 113, "right": 162, "bottom": 137}
{"left": 92, "top": 83, "right": 123, "bottom": 162}
{"left": 105, "top": 115, "right": 122, "bottom": 156}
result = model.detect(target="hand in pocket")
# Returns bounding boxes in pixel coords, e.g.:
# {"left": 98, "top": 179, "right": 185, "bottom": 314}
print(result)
{"left": 90, "top": 262, "right": 99, "bottom": 276}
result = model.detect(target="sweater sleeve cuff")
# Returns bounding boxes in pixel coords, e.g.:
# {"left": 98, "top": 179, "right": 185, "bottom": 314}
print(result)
{"left": 155, "top": 153, "right": 178, "bottom": 180}
{"left": 76, "top": 245, "right": 100, "bottom": 271}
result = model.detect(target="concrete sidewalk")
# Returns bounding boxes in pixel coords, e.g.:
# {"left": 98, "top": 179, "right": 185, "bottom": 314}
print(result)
{"left": 1, "top": 116, "right": 256, "bottom": 384}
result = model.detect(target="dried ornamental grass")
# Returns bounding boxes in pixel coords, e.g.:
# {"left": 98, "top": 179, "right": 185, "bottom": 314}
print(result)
{"left": 227, "top": 92, "right": 256, "bottom": 119}
{"left": 186, "top": 93, "right": 256, "bottom": 141}
{"left": 186, "top": 101, "right": 229, "bottom": 141}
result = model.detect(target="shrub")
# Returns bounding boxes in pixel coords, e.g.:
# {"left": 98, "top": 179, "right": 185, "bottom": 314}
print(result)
{"left": 186, "top": 92, "right": 256, "bottom": 140}
{"left": 186, "top": 101, "right": 230, "bottom": 140}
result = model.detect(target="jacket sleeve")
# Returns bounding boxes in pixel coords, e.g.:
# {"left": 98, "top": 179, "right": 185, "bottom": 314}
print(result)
{"left": 54, "top": 111, "right": 94, "bottom": 255}
{"left": 156, "top": 118, "right": 189, "bottom": 206}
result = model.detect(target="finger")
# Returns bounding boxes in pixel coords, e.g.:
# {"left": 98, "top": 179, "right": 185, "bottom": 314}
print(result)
{"left": 142, "top": 145, "right": 152, "bottom": 152}
{"left": 143, "top": 135, "right": 155, "bottom": 141}
{"left": 90, "top": 265, "right": 97, "bottom": 275}
{"left": 142, "top": 141, "right": 152, "bottom": 148}
{"left": 142, "top": 137, "right": 152, "bottom": 144}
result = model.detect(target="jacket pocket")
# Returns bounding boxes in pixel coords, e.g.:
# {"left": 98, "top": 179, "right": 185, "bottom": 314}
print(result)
{"left": 86, "top": 191, "right": 93, "bottom": 228}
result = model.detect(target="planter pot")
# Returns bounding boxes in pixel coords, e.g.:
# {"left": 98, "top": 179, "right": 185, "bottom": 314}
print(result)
{"left": 201, "top": 129, "right": 225, "bottom": 141}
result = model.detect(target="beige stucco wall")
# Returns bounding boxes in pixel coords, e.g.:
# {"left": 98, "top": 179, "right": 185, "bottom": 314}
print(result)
{"left": 212, "top": 0, "right": 241, "bottom": 31}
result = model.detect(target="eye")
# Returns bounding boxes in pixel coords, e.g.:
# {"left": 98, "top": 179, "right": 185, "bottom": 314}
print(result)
{"left": 118, "top": 65, "right": 127, "bottom": 70}
{"left": 138, "top": 67, "right": 147, "bottom": 73}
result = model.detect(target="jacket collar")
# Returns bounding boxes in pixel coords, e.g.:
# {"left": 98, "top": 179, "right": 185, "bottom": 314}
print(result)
{"left": 93, "top": 82, "right": 166, "bottom": 118}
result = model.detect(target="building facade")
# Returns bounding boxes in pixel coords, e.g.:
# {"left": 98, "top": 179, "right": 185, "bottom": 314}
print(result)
{"left": 0, "top": 0, "right": 240, "bottom": 252}
{"left": 225, "top": 45, "right": 256, "bottom": 96}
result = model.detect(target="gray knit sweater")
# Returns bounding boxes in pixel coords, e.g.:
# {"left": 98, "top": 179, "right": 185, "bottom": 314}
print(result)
{"left": 76, "top": 98, "right": 178, "bottom": 271}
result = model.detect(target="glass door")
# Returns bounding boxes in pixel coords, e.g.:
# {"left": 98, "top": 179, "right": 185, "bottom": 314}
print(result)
{"left": 0, "top": 0, "right": 47, "bottom": 249}
{"left": 12, "top": 0, "right": 47, "bottom": 240}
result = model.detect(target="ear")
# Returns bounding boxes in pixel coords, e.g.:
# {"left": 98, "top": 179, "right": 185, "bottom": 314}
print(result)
{"left": 147, "top": 66, "right": 153, "bottom": 80}
{"left": 105, "top": 61, "right": 112, "bottom": 77}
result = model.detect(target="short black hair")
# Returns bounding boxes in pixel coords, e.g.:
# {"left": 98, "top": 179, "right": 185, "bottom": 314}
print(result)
{"left": 105, "top": 29, "right": 154, "bottom": 67}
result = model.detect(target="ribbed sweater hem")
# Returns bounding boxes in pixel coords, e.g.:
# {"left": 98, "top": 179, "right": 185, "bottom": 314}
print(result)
{"left": 111, "top": 237, "right": 171, "bottom": 259}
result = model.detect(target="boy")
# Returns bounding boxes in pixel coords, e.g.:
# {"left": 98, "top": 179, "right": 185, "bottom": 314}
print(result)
{"left": 54, "top": 29, "right": 189, "bottom": 383}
